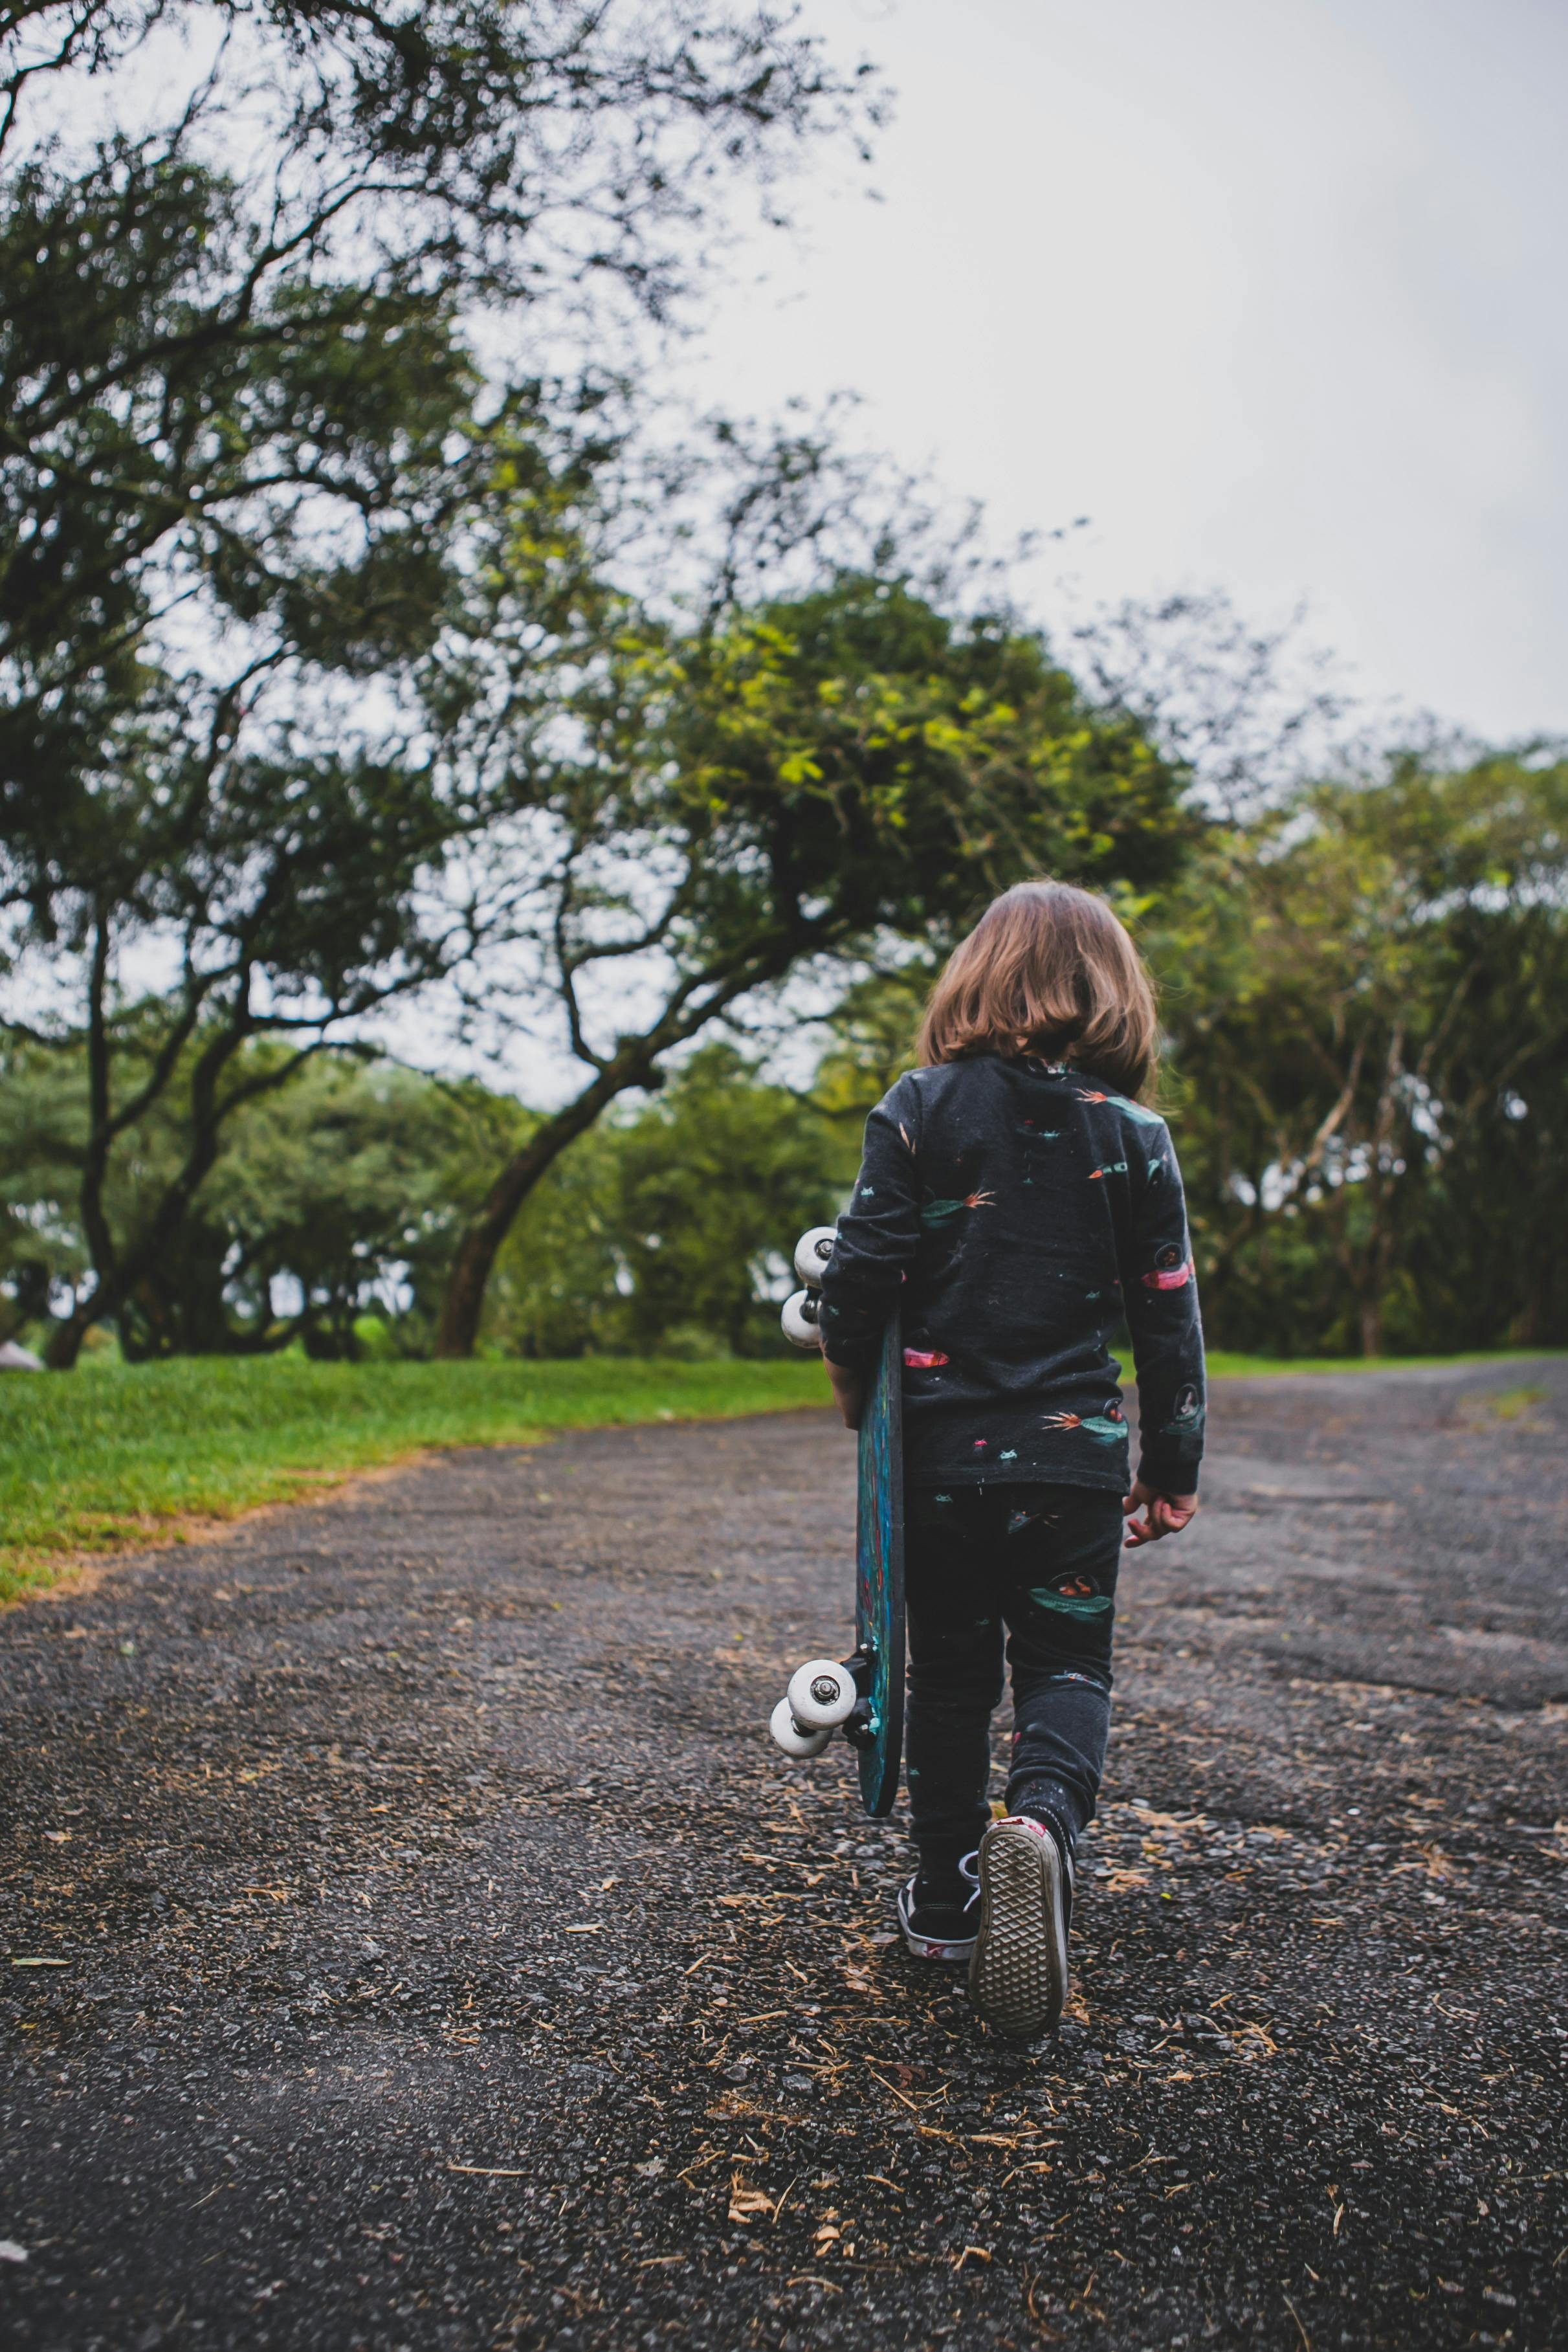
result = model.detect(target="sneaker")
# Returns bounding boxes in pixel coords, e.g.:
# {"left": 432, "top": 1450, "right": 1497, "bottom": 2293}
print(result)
{"left": 968, "top": 1814, "right": 1074, "bottom": 2037}
{"left": 896, "top": 1852, "right": 981, "bottom": 1962}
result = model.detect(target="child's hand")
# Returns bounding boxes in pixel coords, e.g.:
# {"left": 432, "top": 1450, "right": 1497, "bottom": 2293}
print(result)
{"left": 1121, "top": 1481, "right": 1198, "bottom": 1548}
{"left": 826, "top": 1360, "right": 865, "bottom": 1431}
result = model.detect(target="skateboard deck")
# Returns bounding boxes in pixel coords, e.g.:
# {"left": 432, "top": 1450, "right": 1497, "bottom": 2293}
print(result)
{"left": 854, "top": 1308, "right": 905, "bottom": 1817}
{"left": 772, "top": 1237, "right": 905, "bottom": 1814}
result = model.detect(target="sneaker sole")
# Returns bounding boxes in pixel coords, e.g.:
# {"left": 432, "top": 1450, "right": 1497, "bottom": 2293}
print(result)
{"left": 968, "top": 1821, "right": 1068, "bottom": 2037}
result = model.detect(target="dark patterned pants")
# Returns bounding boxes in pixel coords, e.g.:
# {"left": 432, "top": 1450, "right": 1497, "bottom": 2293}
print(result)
{"left": 904, "top": 1481, "right": 1124, "bottom": 1873}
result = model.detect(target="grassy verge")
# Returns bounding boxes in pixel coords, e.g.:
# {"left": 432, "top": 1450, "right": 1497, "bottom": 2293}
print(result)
{"left": 2, "top": 1345, "right": 1557, "bottom": 1606}
{"left": 0, "top": 1354, "right": 826, "bottom": 1605}
{"left": 1204, "top": 1346, "right": 1560, "bottom": 1379}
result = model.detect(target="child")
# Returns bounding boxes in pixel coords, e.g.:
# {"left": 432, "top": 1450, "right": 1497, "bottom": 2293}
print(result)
{"left": 815, "top": 880, "right": 1203, "bottom": 2039}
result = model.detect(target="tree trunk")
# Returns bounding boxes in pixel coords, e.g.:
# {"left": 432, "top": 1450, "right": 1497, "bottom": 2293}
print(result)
{"left": 1510, "top": 1296, "right": 1543, "bottom": 1347}
{"left": 45, "top": 1297, "right": 108, "bottom": 1370}
{"left": 436, "top": 1058, "right": 652, "bottom": 1359}
{"left": 1359, "top": 1298, "right": 1384, "bottom": 1359}
{"left": 434, "top": 936, "right": 797, "bottom": 1360}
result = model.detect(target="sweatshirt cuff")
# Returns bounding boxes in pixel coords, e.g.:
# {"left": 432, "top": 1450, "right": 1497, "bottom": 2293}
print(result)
{"left": 1137, "top": 1448, "right": 1201, "bottom": 1495}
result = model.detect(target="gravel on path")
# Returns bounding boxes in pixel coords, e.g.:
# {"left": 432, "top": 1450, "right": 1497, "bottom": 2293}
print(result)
{"left": 2, "top": 1359, "right": 1565, "bottom": 2351}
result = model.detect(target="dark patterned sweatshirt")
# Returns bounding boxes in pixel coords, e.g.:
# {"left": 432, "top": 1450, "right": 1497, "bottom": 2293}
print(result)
{"left": 816, "top": 1054, "right": 1206, "bottom": 1495}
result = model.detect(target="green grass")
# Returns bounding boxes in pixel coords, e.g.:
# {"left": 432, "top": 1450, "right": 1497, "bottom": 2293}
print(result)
{"left": 1204, "top": 1346, "right": 1561, "bottom": 1379}
{"left": 2, "top": 1344, "right": 1558, "bottom": 1606}
{"left": 0, "top": 1353, "right": 826, "bottom": 1604}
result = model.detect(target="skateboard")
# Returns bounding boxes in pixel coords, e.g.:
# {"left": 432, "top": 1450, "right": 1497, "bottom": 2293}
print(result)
{"left": 771, "top": 1227, "right": 906, "bottom": 1817}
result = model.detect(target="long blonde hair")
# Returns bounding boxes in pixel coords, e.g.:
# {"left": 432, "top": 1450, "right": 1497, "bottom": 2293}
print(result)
{"left": 917, "top": 880, "right": 1159, "bottom": 1096}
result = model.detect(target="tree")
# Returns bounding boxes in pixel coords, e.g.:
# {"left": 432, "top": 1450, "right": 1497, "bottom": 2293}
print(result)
{"left": 3, "top": 715, "right": 503, "bottom": 1365}
{"left": 1, "top": 0, "right": 876, "bottom": 841}
{"left": 605, "top": 1043, "right": 848, "bottom": 1355}
{"left": 434, "top": 571, "right": 1195, "bottom": 1354}
{"left": 0, "top": 1034, "right": 850, "bottom": 1359}
{"left": 483, "top": 1045, "right": 849, "bottom": 1359}
{"left": 122, "top": 1054, "right": 519, "bottom": 1360}
{"left": 1396, "top": 889, "right": 1568, "bottom": 1351}
{"left": 0, "top": 1028, "right": 531, "bottom": 1359}
{"left": 1062, "top": 588, "right": 1350, "bottom": 825}
{"left": 0, "top": 1034, "right": 87, "bottom": 1342}
{"left": 1151, "top": 745, "right": 1568, "bottom": 1356}
{"left": 1, "top": 0, "right": 879, "bottom": 1364}
{"left": 810, "top": 960, "right": 940, "bottom": 1128}
{"left": 0, "top": 146, "right": 603, "bottom": 1369}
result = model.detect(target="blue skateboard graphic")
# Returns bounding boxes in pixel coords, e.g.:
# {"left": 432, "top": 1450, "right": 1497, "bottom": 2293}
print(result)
{"left": 772, "top": 1228, "right": 905, "bottom": 1819}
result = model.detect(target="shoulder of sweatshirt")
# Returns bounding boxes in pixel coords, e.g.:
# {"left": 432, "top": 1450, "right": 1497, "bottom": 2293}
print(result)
{"left": 1066, "top": 1065, "right": 1172, "bottom": 1142}
{"left": 882, "top": 1058, "right": 998, "bottom": 1137}
{"left": 894, "top": 1056, "right": 1167, "bottom": 1135}
{"left": 893, "top": 1054, "right": 1051, "bottom": 1109}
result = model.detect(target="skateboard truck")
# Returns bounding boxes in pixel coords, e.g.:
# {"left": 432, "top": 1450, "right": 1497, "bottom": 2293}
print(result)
{"left": 842, "top": 1694, "right": 881, "bottom": 1751}
{"left": 769, "top": 1642, "right": 877, "bottom": 1759}
{"left": 841, "top": 1643, "right": 879, "bottom": 1748}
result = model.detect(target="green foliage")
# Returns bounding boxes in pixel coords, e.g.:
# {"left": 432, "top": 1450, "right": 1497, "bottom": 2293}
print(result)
{"left": 478, "top": 1121, "right": 629, "bottom": 1362}
{"left": 1, "top": 0, "right": 876, "bottom": 893}
{"left": 162, "top": 1060, "right": 525, "bottom": 1360}
{"left": 0, "top": 0, "right": 878, "bottom": 1363}
{"left": 0, "top": 1039, "right": 516, "bottom": 1357}
{"left": 0, "top": 152, "right": 575, "bottom": 1360}
{"left": 752, "top": 738, "right": 1568, "bottom": 1364}
{"left": 4, "top": 0, "right": 1557, "bottom": 1376}
{"left": 0, "top": 1037, "right": 89, "bottom": 1337}
{"left": 557, "top": 577, "right": 1193, "bottom": 979}
{"left": 13, "top": 733, "right": 1560, "bottom": 1370}
{"left": 432, "top": 571, "right": 1194, "bottom": 1354}
{"left": 612, "top": 1048, "right": 849, "bottom": 1355}
{"left": 485, "top": 1047, "right": 852, "bottom": 1358}
{"left": 812, "top": 963, "right": 936, "bottom": 1127}
{"left": 1150, "top": 746, "right": 1568, "bottom": 1355}
{"left": 0, "top": 1041, "right": 854, "bottom": 1362}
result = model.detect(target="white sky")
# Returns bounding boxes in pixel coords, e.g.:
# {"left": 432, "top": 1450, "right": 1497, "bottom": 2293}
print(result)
{"left": 671, "top": 0, "right": 1568, "bottom": 742}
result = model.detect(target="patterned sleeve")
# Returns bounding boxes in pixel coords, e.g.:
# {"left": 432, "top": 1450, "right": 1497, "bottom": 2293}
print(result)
{"left": 815, "top": 1074, "right": 923, "bottom": 1370}
{"left": 1117, "top": 1120, "right": 1206, "bottom": 1492}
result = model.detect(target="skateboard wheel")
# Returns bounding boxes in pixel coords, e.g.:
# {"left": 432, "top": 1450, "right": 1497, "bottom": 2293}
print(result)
{"left": 786, "top": 1658, "right": 858, "bottom": 1729}
{"left": 769, "top": 1696, "right": 834, "bottom": 1759}
{"left": 793, "top": 1226, "right": 838, "bottom": 1289}
{"left": 780, "top": 1289, "right": 823, "bottom": 1350}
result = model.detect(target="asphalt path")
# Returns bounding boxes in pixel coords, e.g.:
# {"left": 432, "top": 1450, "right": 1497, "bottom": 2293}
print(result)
{"left": 2, "top": 1358, "right": 1566, "bottom": 2351}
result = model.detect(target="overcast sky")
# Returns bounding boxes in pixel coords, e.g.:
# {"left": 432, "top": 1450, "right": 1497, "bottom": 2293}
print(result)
{"left": 674, "top": 0, "right": 1567, "bottom": 742}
